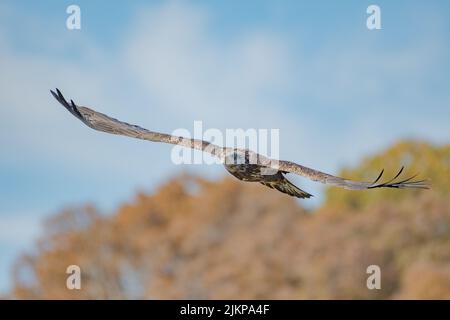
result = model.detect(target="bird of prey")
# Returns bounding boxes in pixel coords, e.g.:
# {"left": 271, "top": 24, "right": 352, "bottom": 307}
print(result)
{"left": 51, "top": 88, "right": 429, "bottom": 199}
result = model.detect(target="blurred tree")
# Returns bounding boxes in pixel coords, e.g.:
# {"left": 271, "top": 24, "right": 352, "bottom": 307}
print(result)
{"left": 11, "top": 140, "right": 450, "bottom": 299}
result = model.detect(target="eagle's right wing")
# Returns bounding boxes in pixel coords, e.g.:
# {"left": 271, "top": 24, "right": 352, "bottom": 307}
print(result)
{"left": 51, "top": 88, "right": 225, "bottom": 159}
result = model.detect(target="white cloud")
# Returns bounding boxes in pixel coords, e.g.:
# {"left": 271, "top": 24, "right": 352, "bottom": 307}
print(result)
{"left": 124, "top": 2, "right": 294, "bottom": 129}
{"left": 0, "top": 212, "right": 41, "bottom": 246}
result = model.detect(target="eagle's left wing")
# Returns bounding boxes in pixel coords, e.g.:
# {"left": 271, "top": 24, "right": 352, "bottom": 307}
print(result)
{"left": 275, "top": 160, "right": 430, "bottom": 190}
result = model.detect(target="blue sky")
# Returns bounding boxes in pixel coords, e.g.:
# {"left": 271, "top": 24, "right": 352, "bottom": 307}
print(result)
{"left": 0, "top": 0, "right": 449, "bottom": 293}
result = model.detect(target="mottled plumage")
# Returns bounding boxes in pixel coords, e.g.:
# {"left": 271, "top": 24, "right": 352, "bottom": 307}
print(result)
{"left": 51, "top": 89, "right": 430, "bottom": 199}
{"left": 223, "top": 151, "right": 313, "bottom": 198}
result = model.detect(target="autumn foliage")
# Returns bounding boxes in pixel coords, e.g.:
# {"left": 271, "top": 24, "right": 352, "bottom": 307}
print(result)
{"left": 11, "top": 141, "right": 450, "bottom": 299}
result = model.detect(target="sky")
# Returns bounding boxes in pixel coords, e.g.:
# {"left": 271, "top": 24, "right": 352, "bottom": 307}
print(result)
{"left": 0, "top": 0, "right": 449, "bottom": 293}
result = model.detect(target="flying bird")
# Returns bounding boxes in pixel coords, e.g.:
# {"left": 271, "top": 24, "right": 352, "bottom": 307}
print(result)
{"left": 51, "top": 89, "right": 429, "bottom": 199}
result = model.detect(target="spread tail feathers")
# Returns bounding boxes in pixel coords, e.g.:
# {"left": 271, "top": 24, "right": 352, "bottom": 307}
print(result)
{"left": 260, "top": 177, "right": 313, "bottom": 199}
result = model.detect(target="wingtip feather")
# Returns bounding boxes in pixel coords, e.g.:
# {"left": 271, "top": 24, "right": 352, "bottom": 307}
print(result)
{"left": 368, "top": 167, "right": 430, "bottom": 190}
{"left": 51, "top": 88, "right": 84, "bottom": 120}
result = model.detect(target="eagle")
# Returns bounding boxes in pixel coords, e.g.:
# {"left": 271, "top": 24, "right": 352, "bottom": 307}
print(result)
{"left": 51, "top": 89, "right": 429, "bottom": 199}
